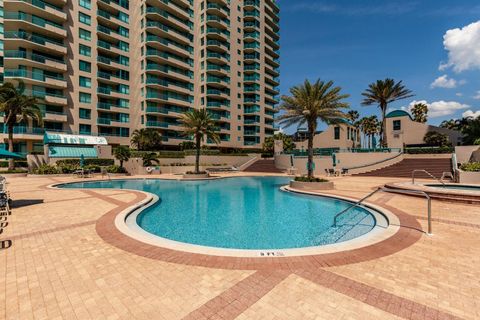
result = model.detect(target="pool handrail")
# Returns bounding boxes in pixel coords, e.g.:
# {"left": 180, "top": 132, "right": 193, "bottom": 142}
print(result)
{"left": 333, "top": 186, "right": 432, "bottom": 235}
{"left": 412, "top": 169, "right": 445, "bottom": 186}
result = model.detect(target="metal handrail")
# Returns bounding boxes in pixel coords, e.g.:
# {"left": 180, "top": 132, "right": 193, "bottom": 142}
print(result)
{"left": 412, "top": 169, "right": 445, "bottom": 186}
{"left": 333, "top": 186, "right": 433, "bottom": 235}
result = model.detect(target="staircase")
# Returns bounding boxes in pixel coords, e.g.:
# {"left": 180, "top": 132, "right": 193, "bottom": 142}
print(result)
{"left": 354, "top": 158, "right": 452, "bottom": 179}
{"left": 243, "top": 159, "right": 284, "bottom": 173}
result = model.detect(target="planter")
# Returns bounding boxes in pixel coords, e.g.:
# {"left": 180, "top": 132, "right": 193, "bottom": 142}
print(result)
{"left": 0, "top": 173, "right": 28, "bottom": 178}
{"left": 182, "top": 173, "right": 210, "bottom": 179}
{"left": 289, "top": 180, "right": 334, "bottom": 191}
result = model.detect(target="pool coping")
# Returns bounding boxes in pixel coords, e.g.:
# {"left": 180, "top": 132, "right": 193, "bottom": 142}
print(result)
{"left": 50, "top": 177, "right": 423, "bottom": 269}
{"left": 114, "top": 185, "right": 398, "bottom": 258}
{"left": 386, "top": 182, "right": 480, "bottom": 203}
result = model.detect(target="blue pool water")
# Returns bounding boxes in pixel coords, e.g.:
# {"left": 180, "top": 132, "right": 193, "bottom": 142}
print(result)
{"left": 60, "top": 177, "right": 377, "bottom": 250}
{"left": 425, "top": 184, "right": 480, "bottom": 192}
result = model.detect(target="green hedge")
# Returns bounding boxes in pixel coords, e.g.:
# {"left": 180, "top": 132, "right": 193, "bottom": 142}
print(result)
{"left": 0, "top": 169, "right": 28, "bottom": 174}
{"left": 0, "top": 160, "right": 28, "bottom": 167}
{"left": 460, "top": 162, "right": 480, "bottom": 172}
{"left": 405, "top": 147, "right": 454, "bottom": 154}
{"left": 55, "top": 159, "right": 115, "bottom": 167}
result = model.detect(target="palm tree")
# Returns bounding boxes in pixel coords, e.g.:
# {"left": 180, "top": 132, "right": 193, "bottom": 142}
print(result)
{"left": 130, "top": 128, "right": 162, "bottom": 151}
{"left": 141, "top": 152, "right": 160, "bottom": 167}
{"left": 346, "top": 110, "right": 359, "bottom": 123}
{"left": 411, "top": 103, "right": 428, "bottom": 123}
{"left": 0, "top": 81, "right": 43, "bottom": 170}
{"left": 277, "top": 79, "right": 349, "bottom": 179}
{"left": 179, "top": 108, "right": 220, "bottom": 174}
{"left": 361, "top": 79, "right": 414, "bottom": 147}
{"left": 113, "top": 146, "right": 131, "bottom": 168}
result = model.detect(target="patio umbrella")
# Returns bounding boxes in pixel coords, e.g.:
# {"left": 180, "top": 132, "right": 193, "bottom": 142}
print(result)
{"left": 0, "top": 148, "right": 24, "bottom": 159}
{"left": 332, "top": 153, "right": 337, "bottom": 168}
{"left": 80, "top": 154, "right": 85, "bottom": 168}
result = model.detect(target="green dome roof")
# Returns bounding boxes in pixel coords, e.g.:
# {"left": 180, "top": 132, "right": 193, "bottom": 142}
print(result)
{"left": 386, "top": 110, "right": 413, "bottom": 120}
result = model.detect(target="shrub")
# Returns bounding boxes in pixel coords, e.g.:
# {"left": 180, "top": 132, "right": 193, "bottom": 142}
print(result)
{"left": 0, "top": 160, "right": 28, "bottom": 168}
{"left": 106, "top": 165, "right": 127, "bottom": 174}
{"left": 294, "top": 176, "right": 329, "bottom": 183}
{"left": 56, "top": 159, "right": 114, "bottom": 167}
{"left": 460, "top": 162, "right": 480, "bottom": 172}
{"left": 404, "top": 146, "right": 454, "bottom": 154}
{"left": 0, "top": 169, "right": 28, "bottom": 174}
{"left": 33, "top": 164, "right": 61, "bottom": 175}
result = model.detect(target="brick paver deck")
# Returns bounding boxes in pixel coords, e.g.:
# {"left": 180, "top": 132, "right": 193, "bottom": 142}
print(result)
{"left": 1, "top": 174, "right": 479, "bottom": 319}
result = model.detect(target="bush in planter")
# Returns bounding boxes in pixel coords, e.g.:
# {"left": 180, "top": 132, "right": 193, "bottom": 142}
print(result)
{"left": 33, "top": 164, "right": 61, "bottom": 175}
{"left": 294, "top": 176, "right": 329, "bottom": 183}
{"left": 185, "top": 171, "right": 207, "bottom": 175}
{"left": 460, "top": 162, "right": 480, "bottom": 172}
{"left": 1, "top": 169, "right": 28, "bottom": 174}
{"left": 106, "top": 165, "right": 127, "bottom": 174}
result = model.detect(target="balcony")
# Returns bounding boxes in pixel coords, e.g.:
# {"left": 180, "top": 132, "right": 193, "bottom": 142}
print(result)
{"left": 146, "top": 21, "right": 192, "bottom": 45}
{"left": 146, "top": 48, "right": 193, "bottom": 69}
{"left": 4, "top": 12, "right": 66, "bottom": 37}
{"left": 4, "top": 0, "right": 67, "bottom": 22}
{"left": 4, "top": 31, "right": 66, "bottom": 54}
{"left": 206, "top": 3, "right": 229, "bottom": 17}
{"left": 4, "top": 69, "right": 66, "bottom": 88}
{"left": 4, "top": 50, "right": 66, "bottom": 72}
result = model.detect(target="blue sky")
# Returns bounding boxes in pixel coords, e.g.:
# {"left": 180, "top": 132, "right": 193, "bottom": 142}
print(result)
{"left": 277, "top": 0, "right": 480, "bottom": 132}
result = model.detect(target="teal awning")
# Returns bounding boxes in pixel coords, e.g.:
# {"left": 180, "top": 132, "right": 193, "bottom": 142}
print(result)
{"left": 44, "top": 132, "right": 108, "bottom": 145}
{"left": 48, "top": 146, "right": 98, "bottom": 158}
{"left": 0, "top": 148, "right": 24, "bottom": 159}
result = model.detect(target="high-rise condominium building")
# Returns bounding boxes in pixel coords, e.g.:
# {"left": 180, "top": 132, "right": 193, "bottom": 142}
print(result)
{"left": 0, "top": 0, "right": 280, "bottom": 154}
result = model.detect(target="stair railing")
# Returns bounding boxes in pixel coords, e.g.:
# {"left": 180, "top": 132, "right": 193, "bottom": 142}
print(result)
{"left": 411, "top": 169, "right": 445, "bottom": 186}
{"left": 333, "top": 186, "right": 432, "bottom": 235}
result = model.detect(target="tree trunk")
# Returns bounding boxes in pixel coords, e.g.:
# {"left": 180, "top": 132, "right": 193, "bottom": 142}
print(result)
{"left": 307, "top": 126, "right": 314, "bottom": 179}
{"left": 368, "top": 134, "right": 371, "bottom": 149}
{"left": 195, "top": 135, "right": 201, "bottom": 174}
{"left": 381, "top": 105, "right": 387, "bottom": 147}
{"left": 120, "top": 160, "right": 124, "bottom": 168}
{"left": 8, "top": 125, "right": 15, "bottom": 171}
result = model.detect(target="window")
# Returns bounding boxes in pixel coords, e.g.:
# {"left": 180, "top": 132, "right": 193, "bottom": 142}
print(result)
{"left": 79, "top": 124, "right": 91, "bottom": 135}
{"left": 79, "top": 92, "right": 91, "bottom": 103}
{"left": 79, "top": 76, "right": 91, "bottom": 88}
{"left": 79, "top": 28, "right": 91, "bottom": 41}
{"left": 393, "top": 120, "right": 401, "bottom": 131}
{"left": 79, "top": 12, "right": 91, "bottom": 25}
{"left": 79, "top": 0, "right": 91, "bottom": 9}
{"left": 79, "top": 60, "right": 91, "bottom": 72}
{"left": 334, "top": 127, "right": 340, "bottom": 140}
{"left": 79, "top": 44, "right": 91, "bottom": 56}
{"left": 79, "top": 108, "right": 91, "bottom": 119}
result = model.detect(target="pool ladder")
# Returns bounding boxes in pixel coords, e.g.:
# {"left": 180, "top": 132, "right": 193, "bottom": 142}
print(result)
{"left": 333, "top": 186, "right": 432, "bottom": 235}
{"left": 411, "top": 169, "right": 452, "bottom": 186}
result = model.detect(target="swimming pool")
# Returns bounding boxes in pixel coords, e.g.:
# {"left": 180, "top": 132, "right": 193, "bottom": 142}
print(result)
{"left": 60, "top": 177, "right": 384, "bottom": 251}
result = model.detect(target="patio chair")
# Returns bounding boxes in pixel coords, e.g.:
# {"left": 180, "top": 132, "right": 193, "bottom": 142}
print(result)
{"left": 324, "top": 169, "right": 330, "bottom": 176}
{"left": 328, "top": 168, "right": 336, "bottom": 176}
{"left": 0, "top": 192, "right": 11, "bottom": 215}
{"left": 341, "top": 168, "right": 349, "bottom": 176}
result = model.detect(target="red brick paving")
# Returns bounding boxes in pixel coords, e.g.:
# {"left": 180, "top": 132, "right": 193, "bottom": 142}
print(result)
{"left": 182, "top": 270, "right": 290, "bottom": 320}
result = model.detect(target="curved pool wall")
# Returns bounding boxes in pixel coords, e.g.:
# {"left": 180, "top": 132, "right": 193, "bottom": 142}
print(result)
{"left": 424, "top": 184, "right": 480, "bottom": 192}
{"left": 58, "top": 177, "right": 391, "bottom": 254}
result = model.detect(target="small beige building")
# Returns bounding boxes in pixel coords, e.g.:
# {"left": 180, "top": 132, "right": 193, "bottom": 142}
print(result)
{"left": 295, "top": 122, "right": 361, "bottom": 150}
{"left": 385, "top": 110, "right": 463, "bottom": 149}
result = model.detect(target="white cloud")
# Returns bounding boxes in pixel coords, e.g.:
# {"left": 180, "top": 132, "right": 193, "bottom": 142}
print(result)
{"left": 463, "top": 110, "right": 480, "bottom": 118}
{"left": 456, "top": 93, "right": 463, "bottom": 97}
{"left": 474, "top": 91, "right": 480, "bottom": 100}
{"left": 441, "top": 21, "right": 480, "bottom": 72}
{"left": 430, "top": 75, "right": 458, "bottom": 89}
{"left": 403, "top": 100, "right": 470, "bottom": 118}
